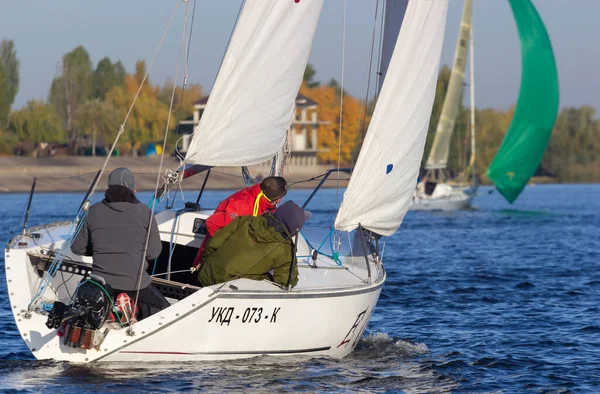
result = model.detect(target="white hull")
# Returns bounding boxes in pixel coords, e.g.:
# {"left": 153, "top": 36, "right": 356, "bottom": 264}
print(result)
{"left": 410, "top": 191, "right": 473, "bottom": 211}
{"left": 5, "top": 211, "right": 384, "bottom": 363}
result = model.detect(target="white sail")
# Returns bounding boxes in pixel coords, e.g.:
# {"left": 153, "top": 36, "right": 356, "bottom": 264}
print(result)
{"left": 185, "top": 0, "right": 323, "bottom": 166}
{"left": 425, "top": 0, "right": 472, "bottom": 170}
{"left": 334, "top": 0, "right": 449, "bottom": 236}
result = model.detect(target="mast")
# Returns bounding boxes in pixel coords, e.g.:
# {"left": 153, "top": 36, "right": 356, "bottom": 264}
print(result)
{"left": 469, "top": 26, "right": 476, "bottom": 185}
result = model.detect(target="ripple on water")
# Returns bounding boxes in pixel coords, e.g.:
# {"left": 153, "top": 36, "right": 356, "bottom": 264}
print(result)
{"left": 1, "top": 186, "right": 600, "bottom": 392}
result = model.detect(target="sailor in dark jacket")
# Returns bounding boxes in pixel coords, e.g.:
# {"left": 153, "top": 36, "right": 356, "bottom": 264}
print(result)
{"left": 198, "top": 201, "right": 311, "bottom": 288}
{"left": 71, "top": 167, "right": 170, "bottom": 318}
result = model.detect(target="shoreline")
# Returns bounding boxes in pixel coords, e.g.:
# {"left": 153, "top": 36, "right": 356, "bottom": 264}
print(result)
{"left": 0, "top": 157, "right": 594, "bottom": 193}
{"left": 0, "top": 157, "right": 344, "bottom": 193}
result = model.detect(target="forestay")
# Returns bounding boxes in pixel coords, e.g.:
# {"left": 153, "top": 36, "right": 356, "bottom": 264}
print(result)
{"left": 425, "top": 0, "right": 472, "bottom": 170}
{"left": 335, "top": 0, "right": 449, "bottom": 236}
{"left": 185, "top": 0, "right": 323, "bottom": 166}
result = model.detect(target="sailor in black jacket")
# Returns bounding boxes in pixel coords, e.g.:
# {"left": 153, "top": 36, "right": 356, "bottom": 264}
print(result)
{"left": 71, "top": 167, "right": 169, "bottom": 319}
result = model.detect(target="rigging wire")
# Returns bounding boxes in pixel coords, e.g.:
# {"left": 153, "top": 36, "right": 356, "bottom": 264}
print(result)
{"left": 354, "top": 0, "right": 381, "bottom": 164}
{"left": 86, "top": 2, "right": 182, "bottom": 203}
{"left": 27, "top": 4, "right": 184, "bottom": 310}
{"left": 184, "top": 0, "right": 246, "bottom": 153}
{"left": 173, "top": 0, "right": 197, "bottom": 158}
{"left": 130, "top": 2, "right": 191, "bottom": 333}
{"left": 335, "top": 0, "right": 348, "bottom": 210}
{"left": 374, "top": 0, "right": 386, "bottom": 99}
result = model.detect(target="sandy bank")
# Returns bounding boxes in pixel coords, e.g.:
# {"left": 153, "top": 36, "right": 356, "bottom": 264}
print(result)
{"left": 0, "top": 157, "right": 344, "bottom": 193}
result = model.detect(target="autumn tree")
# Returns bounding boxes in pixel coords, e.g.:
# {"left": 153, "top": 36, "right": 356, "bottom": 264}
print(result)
{"left": 0, "top": 40, "right": 19, "bottom": 127}
{"left": 158, "top": 80, "right": 203, "bottom": 121}
{"left": 300, "top": 82, "right": 362, "bottom": 165}
{"left": 105, "top": 60, "right": 174, "bottom": 155}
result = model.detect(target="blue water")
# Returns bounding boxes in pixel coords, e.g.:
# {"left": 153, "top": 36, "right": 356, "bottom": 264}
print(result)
{"left": 1, "top": 184, "right": 599, "bottom": 392}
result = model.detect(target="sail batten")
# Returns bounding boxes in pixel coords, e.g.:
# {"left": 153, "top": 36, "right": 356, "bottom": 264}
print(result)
{"left": 486, "top": 0, "right": 559, "bottom": 203}
{"left": 184, "top": 0, "right": 323, "bottom": 167}
{"left": 335, "top": 0, "right": 449, "bottom": 236}
{"left": 425, "top": 0, "right": 472, "bottom": 171}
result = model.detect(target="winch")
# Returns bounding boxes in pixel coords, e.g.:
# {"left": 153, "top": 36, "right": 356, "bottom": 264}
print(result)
{"left": 45, "top": 276, "right": 112, "bottom": 350}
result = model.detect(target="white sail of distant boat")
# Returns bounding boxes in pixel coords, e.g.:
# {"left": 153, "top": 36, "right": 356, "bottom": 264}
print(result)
{"left": 185, "top": 1, "right": 322, "bottom": 167}
{"left": 335, "top": 0, "right": 449, "bottom": 236}
{"left": 5, "top": 0, "right": 451, "bottom": 363}
{"left": 410, "top": 0, "right": 476, "bottom": 211}
{"left": 425, "top": 0, "right": 472, "bottom": 174}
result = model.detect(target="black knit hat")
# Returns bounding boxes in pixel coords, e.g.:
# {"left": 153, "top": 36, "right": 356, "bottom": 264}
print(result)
{"left": 260, "top": 176, "right": 287, "bottom": 201}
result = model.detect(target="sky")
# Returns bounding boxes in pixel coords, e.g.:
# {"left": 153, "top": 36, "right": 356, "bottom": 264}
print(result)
{"left": 1, "top": 0, "right": 598, "bottom": 112}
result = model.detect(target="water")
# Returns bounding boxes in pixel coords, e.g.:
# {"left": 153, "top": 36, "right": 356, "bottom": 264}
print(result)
{"left": 1, "top": 184, "right": 599, "bottom": 392}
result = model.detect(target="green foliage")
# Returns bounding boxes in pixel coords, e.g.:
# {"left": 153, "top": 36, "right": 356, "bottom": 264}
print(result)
{"left": 0, "top": 40, "right": 19, "bottom": 127}
{"left": 8, "top": 100, "right": 66, "bottom": 143}
{"left": 49, "top": 45, "right": 94, "bottom": 147}
{"left": 93, "top": 57, "right": 126, "bottom": 100}
{"left": 543, "top": 106, "right": 600, "bottom": 181}
{"left": 0, "top": 127, "right": 18, "bottom": 155}
{"left": 78, "top": 99, "right": 122, "bottom": 149}
{"left": 303, "top": 63, "right": 320, "bottom": 88}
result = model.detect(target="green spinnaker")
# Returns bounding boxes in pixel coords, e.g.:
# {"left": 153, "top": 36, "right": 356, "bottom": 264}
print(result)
{"left": 486, "top": 0, "right": 559, "bottom": 203}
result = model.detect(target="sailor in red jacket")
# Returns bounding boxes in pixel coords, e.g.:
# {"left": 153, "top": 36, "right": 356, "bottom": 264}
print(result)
{"left": 192, "top": 176, "right": 287, "bottom": 271}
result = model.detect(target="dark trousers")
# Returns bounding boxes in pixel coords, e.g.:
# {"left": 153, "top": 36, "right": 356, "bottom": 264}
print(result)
{"left": 111, "top": 284, "right": 170, "bottom": 319}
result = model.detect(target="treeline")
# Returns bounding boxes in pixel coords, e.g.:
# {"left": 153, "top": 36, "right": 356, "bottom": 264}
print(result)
{"left": 0, "top": 40, "right": 598, "bottom": 182}
{"left": 0, "top": 41, "right": 202, "bottom": 156}
{"left": 299, "top": 64, "right": 600, "bottom": 183}
{"left": 430, "top": 66, "right": 600, "bottom": 182}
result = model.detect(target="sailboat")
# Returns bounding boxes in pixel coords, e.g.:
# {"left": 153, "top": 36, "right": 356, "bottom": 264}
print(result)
{"left": 4, "top": 0, "right": 450, "bottom": 362}
{"left": 411, "top": 0, "right": 558, "bottom": 210}
{"left": 410, "top": 0, "right": 475, "bottom": 211}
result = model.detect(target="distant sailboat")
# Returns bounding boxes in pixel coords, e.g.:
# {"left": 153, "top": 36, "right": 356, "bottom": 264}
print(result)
{"left": 411, "top": 0, "right": 475, "bottom": 211}
{"left": 487, "top": 0, "right": 559, "bottom": 203}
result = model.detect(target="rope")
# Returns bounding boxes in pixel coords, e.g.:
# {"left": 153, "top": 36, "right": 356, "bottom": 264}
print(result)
{"left": 33, "top": 171, "right": 99, "bottom": 180}
{"left": 130, "top": 2, "right": 191, "bottom": 332}
{"left": 166, "top": 209, "right": 184, "bottom": 280}
{"left": 28, "top": 210, "right": 88, "bottom": 310}
{"left": 173, "top": 0, "right": 197, "bottom": 157}
{"left": 335, "top": 0, "right": 348, "bottom": 209}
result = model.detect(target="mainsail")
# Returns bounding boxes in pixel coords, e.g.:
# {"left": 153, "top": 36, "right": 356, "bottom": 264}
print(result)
{"left": 335, "top": 0, "right": 449, "bottom": 236}
{"left": 185, "top": 0, "right": 324, "bottom": 166}
{"left": 425, "top": 0, "right": 472, "bottom": 170}
{"left": 486, "top": 0, "right": 559, "bottom": 203}
{"left": 377, "top": 0, "right": 409, "bottom": 93}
